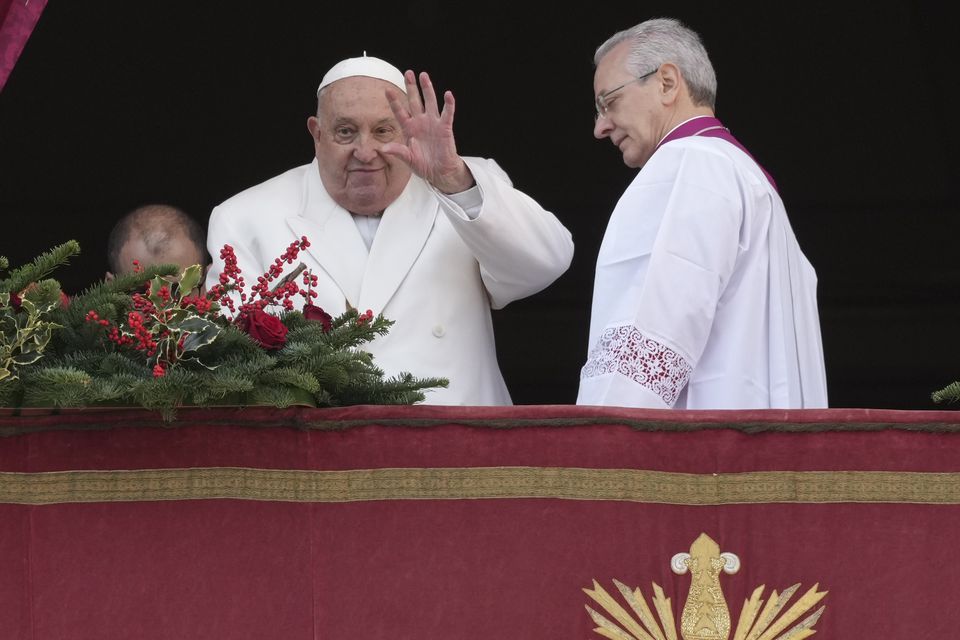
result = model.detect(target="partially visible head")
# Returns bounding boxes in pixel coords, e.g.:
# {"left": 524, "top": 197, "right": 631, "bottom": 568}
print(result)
{"left": 306, "top": 55, "right": 412, "bottom": 215}
{"left": 107, "top": 204, "right": 208, "bottom": 278}
{"left": 593, "top": 18, "right": 717, "bottom": 168}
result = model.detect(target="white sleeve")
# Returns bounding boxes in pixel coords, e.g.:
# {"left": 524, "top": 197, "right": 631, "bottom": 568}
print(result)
{"left": 579, "top": 151, "right": 743, "bottom": 407}
{"left": 442, "top": 185, "right": 482, "bottom": 220}
{"left": 434, "top": 157, "right": 574, "bottom": 309}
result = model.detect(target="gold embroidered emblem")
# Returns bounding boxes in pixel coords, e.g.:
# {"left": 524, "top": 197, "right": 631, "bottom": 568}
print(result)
{"left": 584, "top": 533, "right": 827, "bottom": 640}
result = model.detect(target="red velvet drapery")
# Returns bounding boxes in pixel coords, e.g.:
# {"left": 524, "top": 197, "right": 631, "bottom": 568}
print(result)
{"left": 3, "top": 405, "right": 960, "bottom": 638}
{"left": 0, "top": 0, "right": 46, "bottom": 93}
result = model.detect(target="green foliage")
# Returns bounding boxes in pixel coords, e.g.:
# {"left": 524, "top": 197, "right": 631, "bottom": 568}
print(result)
{"left": 1, "top": 241, "right": 448, "bottom": 420}
{"left": 1, "top": 243, "right": 75, "bottom": 382}
{"left": 0, "top": 240, "right": 79, "bottom": 295}
{"left": 932, "top": 381, "right": 960, "bottom": 405}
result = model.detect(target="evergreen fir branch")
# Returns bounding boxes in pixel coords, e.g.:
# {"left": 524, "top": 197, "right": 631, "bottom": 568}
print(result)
{"left": 257, "top": 368, "right": 321, "bottom": 394}
{"left": 96, "top": 352, "right": 153, "bottom": 377}
{"left": 0, "top": 240, "right": 80, "bottom": 294}
{"left": 248, "top": 385, "right": 315, "bottom": 409}
{"left": 196, "top": 324, "right": 265, "bottom": 360}
{"left": 47, "top": 290, "right": 133, "bottom": 354}
{"left": 40, "top": 351, "right": 114, "bottom": 374}
{"left": 320, "top": 312, "right": 393, "bottom": 350}
{"left": 20, "top": 367, "right": 96, "bottom": 407}
{"left": 21, "top": 279, "right": 63, "bottom": 312}
{"left": 75, "top": 265, "right": 180, "bottom": 299}
{"left": 0, "top": 377, "right": 22, "bottom": 407}
{"left": 336, "top": 372, "right": 448, "bottom": 406}
{"left": 274, "top": 338, "right": 328, "bottom": 363}
{"left": 182, "top": 353, "right": 272, "bottom": 404}
{"left": 128, "top": 368, "right": 205, "bottom": 420}
{"left": 932, "top": 381, "right": 960, "bottom": 404}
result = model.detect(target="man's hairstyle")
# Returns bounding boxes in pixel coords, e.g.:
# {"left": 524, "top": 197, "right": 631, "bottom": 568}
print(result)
{"left": 107, "top": 204, "right": 208, "bottom": 274}
{"left": 595, "top": 17, "right": 717, "bottom": 109}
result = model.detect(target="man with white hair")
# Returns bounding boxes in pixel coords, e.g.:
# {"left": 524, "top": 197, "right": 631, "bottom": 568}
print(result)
{"left": 578, "top": 18, "right": 827, "bottom": 409}
{"left": 205, "top": 54, "right": 574, "bottom": 405}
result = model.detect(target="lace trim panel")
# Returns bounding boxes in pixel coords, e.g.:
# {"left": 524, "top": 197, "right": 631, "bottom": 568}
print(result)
{"left": 581, "top": 325, "right": 693, "bottom": 407}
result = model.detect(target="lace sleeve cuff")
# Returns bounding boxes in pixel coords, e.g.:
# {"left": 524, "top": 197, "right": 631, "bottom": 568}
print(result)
{"left": 581, "top": 325, "right": 693, "bottom": 407}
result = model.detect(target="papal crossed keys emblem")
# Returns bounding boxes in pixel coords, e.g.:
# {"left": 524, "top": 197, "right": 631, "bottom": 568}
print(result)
{"left": 584, "top": 533, "right": 827, "bottom": 640}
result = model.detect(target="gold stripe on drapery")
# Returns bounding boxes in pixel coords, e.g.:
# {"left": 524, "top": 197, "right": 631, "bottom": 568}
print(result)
{"left": 2, "top": 466, "right": 960, "bottom": 505}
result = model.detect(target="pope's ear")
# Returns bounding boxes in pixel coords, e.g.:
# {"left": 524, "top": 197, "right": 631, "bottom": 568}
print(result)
{"left": 104, "top": 271, "right": 115, "bottom": 282}
{"left": 307, "top": 116, "right": 321, "bottom": 140}
{"left": 658, "top": 63, "right": 682, "bottom": 104}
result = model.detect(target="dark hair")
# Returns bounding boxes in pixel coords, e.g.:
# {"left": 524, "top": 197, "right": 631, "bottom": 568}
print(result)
{"left": 107, "top": 204, "right": 208, "bottom": 274}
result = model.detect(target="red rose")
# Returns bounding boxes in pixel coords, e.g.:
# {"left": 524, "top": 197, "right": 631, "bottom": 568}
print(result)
{"left": 302, "top": 304, "right": 332, "bottom": 333}
{"left": 241, "top": 308, "right": 288, "bottom": 349}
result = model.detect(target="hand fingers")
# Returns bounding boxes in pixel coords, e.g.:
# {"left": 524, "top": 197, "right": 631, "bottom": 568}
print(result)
{"left": 440, "top": 90, "right": 456, "bottom": 126}
{"left": 418, "top": 72, "right": 441, "bottom": 118}
{"left": 380, "top": 141, "right": 413, "bottom": 165}
{"left": 385, "top": 87, "right": 412, "bottom": 126}
{"left": 403, "top": 70, "right": 424, "bottom": 116}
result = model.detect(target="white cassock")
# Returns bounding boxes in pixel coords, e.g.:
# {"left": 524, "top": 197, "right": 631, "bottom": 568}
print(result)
{"left": 206, "top": 156, "right": 574, "bottom": 406}
{"left": 577, "top": 136, "right": 828, "bottom": 409}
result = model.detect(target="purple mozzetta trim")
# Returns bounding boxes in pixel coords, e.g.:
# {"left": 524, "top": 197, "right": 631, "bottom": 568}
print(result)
{"left": 657, "top": 115, "right": 778, "bottom": 192}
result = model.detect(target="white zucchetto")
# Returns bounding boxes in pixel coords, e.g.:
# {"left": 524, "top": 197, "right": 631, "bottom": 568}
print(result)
{"left": 316, "top": 54, "right": 406, "bottom": 95}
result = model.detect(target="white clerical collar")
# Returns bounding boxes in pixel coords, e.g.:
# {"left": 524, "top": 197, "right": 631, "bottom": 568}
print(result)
{"left": 352, "top": 213, "right": 381, "bottom": 252}
{"left": 658, "top": 115, "right": 718, "bottom": 146}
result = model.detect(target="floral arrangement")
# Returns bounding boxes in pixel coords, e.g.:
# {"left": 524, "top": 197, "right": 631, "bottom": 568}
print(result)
{"left": 0, "top": 239, "right": 446, "bottom": 419}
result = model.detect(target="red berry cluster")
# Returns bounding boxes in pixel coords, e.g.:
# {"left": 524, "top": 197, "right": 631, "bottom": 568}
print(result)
{"left": 209, "top": 237, "right": 316, "bottom": 321}
{"left": 84, "top": 236, "right": 332, "bottom": 379}
{"left": 302, "top": 271, "right": 319, "bottom": 304}
{"left": 130, "top": 290, "right": 157, "bottom": 317}
{"left": 181, "top": 294, "right": 212, "bottom": 314}
{"left": 357, "top": 309, "right": 374, "bottom": 324}
{"left": 85, "top": 309, "right": 162, "bottom": 358}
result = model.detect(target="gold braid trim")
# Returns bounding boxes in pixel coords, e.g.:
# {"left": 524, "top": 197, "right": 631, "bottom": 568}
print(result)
{"left": 2, "top": 467, "right": 960, "bottom": 505}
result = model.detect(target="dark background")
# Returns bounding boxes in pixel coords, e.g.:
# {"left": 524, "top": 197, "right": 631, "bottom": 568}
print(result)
{"left": 1, "top": 2, "right": 958, "bottom": 408}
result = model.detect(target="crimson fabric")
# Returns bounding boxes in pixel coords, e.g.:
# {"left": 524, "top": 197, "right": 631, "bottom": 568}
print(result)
{"left": 0, "top": 0, "right": 46, "bottom": 92}
{"left": 2, "top": 405, "right": 960, "bottom": 638}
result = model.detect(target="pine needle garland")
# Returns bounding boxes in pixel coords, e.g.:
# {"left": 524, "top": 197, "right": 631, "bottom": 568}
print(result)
{"left": 0, "top": 239, "right": 447, "bottom": 420}
{"left": 932, "top": 381, "right": 960, "bottom": 405}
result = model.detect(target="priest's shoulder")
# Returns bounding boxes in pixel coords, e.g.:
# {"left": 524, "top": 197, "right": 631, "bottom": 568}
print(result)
{"left": 647, "top": 138, "right": 743, "bottom": 183}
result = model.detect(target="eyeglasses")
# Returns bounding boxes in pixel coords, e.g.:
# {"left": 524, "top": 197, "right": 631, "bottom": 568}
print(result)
{"left": 595, "top": 67, "right": 659, "bottom": 119}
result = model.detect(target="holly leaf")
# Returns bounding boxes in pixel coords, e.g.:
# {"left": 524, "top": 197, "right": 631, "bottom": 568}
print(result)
{"left": 177, "top": 264, "right": 203, "bottom": 295}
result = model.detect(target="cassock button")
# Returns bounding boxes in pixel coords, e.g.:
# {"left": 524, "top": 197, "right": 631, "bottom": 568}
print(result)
{"left": 432, "top": 325, "right": 446, "bottom": 338}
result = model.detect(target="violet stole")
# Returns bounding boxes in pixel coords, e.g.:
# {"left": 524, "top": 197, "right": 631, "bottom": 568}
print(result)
{"left": 656, "top": 115, "right": 779, "bottom": 192}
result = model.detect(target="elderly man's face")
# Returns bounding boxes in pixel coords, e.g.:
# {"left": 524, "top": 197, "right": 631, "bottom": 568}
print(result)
{"left": 593, "top": 41, "right": 664, "bottom": 169}
{"left": 307, "top": 76, "right": 412, "bottom": 215}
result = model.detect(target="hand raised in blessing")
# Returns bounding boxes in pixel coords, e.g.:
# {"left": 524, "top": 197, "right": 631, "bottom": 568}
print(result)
{"left": 382, "top": 70, "right": 475, "bottom": 194}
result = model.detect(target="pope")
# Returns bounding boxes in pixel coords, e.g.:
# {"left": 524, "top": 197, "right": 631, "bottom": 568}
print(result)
{"left": 205, "top": 54, "right": 574, "bottom": 405}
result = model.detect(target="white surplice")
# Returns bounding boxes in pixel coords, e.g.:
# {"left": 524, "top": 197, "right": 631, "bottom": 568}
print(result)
{"left": 578, "top": 136, "right": 828, "bottom": 409}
